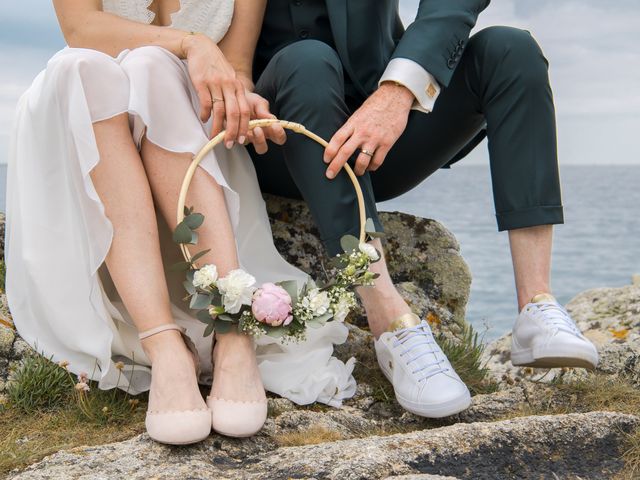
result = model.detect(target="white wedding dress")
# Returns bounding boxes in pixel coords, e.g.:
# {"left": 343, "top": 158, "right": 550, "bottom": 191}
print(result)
{"left": 5, "top": 0, "right": 356, "bottom": 407}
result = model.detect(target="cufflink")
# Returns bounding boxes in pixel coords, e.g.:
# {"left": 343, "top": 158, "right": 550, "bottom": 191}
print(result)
{"left": 426, "top": 83, "right": 438, "bottom": 99}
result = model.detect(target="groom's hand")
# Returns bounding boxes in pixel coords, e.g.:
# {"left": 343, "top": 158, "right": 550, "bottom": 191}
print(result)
{"left": 323, "top": 82, "right": 415, "bottom": 178}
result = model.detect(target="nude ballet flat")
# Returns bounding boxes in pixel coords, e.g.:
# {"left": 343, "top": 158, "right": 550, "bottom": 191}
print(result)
{"left": 206, "top": 395, "right": 268, "bottom": 438}
{"left": 139, "top": 324, "right": 211, "bottom": 445}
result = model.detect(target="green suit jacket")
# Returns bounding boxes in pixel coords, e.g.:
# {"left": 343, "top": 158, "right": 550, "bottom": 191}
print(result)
{"left": 324, "top": 0, "right": 490, "bottom": 98}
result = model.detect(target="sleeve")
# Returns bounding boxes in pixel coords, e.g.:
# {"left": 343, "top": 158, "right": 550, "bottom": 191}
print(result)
{"left": 379, "top": 58, "right": 441, "bottom": 113}
{"left": 391, "top": 0, "right": 491, "bottom": 87}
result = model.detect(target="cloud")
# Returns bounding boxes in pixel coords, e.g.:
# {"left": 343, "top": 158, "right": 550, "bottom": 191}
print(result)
{"left": 0, "top": 0, "right": 638, "bottom": 164}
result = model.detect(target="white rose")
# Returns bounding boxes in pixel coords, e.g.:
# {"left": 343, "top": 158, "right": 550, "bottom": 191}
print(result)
{"left": 359, "top": 243, "right": 380, "bottom": 261}
{"left": 302, "top": 288, "right": 331, "bottom": 316}
{"left": 217, "top": 269, "right": 256, "bottom": 314}
{"left": 193, "top": 264, "right": 219, "bottom": 289}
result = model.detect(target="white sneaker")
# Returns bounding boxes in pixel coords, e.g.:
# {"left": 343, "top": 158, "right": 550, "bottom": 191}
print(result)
{"left": 511, "top": 293, "right": 598, "bottom": 369}
{"left": 374, "top": 313, "right": 471, "bottom": 418}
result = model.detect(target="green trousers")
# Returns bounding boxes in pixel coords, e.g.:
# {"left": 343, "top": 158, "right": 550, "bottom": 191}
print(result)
{"left": 249, "top": 26, "right": 564, "bottom": 256}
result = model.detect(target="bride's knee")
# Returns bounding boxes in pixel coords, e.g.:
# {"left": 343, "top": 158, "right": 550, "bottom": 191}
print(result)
{"left": 120, "top": 46, "right": 183, "bottom": 80}
{"left": 50, "top": 49, "right": 129, "bottom": 122}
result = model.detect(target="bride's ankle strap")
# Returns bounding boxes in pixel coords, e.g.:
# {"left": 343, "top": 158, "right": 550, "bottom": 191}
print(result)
{"left": 138, "top": 324, "right": 185, "bottom": 340}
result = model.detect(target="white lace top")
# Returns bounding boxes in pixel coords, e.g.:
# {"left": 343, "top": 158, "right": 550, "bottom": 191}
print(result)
{"left": 102, "top": 0, "right": 235, "bottom": 43}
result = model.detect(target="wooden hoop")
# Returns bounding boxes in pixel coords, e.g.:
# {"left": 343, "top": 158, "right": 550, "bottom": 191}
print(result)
{"left": 177, "top": 118, "right": 367, "bottom": 264}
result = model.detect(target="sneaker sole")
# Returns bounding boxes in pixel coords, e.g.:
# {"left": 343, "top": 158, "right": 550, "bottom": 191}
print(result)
{"left": 378, "top": 357, "right": 471, "bottom": 418}
{"left": 511, "top": 348, "right": 597, "bottom": 370}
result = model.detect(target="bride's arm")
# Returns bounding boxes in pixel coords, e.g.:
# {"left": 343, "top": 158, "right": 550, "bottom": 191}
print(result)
{"left": 217, "top": 0, "right": 267, "bottom": 91}
{"left": 53, "top": 0, "right": 190, "bottom": 58}
{"left": 53, "top": 0, "right": 249, "bottom": 145}
{"left": 216, "top": 0, "right": 287, "bottom": 152}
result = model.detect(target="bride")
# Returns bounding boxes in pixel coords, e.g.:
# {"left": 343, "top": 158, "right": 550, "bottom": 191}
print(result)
{"left": 5, "top": 0, "right": 356, "bottom": 444}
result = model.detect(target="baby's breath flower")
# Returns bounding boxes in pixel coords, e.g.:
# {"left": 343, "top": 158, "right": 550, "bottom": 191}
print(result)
{"left": 102, "top": 406, "right": 109, "bottom": 413}
{"left": 58, "top": 360, "right": 69, "bottom": 370}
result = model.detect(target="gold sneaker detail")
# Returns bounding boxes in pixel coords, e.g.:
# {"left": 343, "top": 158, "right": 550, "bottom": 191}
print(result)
{"left": 531, "top": 293, "right": 557, "bottom": 304}
{"left": 387, "top": 313, "right": 422, "bottom": 333}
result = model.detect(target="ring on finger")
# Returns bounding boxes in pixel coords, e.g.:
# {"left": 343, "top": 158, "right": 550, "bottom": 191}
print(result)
{"left": 360, "top": 148, "right": 375, "bottom": 158}
{"left": 211, "top": 96, "right": 224, "bottom": 104}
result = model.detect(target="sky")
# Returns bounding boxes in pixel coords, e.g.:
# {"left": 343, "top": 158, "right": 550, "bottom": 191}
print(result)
{"left": 0, "top": 0, "right": 639, "bottom": 165}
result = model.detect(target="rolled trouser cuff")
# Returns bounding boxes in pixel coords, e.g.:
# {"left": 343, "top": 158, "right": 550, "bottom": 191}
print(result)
{"left": 496, "top": 205, "right": 564, "bottom": 232}
{"left": 323, "top": 217, "right": 385, "bottom": 257}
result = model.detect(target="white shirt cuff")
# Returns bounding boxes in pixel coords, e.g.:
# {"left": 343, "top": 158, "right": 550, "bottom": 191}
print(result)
{"left": 379, "top": 58, "right": 441, "bottom": 113}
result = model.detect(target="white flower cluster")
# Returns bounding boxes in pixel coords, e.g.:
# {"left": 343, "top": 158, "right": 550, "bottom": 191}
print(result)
{"left": 358, "top": 242, "right": 380, "bottom": 261}
{"left": 193, "top": 264, "right": 218, "bottom": 290}
{"left": 295, "top": 287, "right": 331, "bottom": 321}
{"left": 216, "top": 269, "right": 256, "bottom": 314}
{"left": 328, "top": 287, "right": 357, "bottom": 323}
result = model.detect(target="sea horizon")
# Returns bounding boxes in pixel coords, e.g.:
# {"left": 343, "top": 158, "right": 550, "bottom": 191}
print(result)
{"left": 2, "top": 163, "right": 639, "bottom": 341}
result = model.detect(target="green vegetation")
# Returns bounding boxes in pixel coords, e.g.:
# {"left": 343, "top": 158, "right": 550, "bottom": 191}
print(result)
{"left": 2, "top": 354, "right": 146, "bottom": 476}
{"left": 7, "top": 354, "right": 74, "bottom": 412}
{"left": 437, "top": 322, "right": 499, "bottom": 395}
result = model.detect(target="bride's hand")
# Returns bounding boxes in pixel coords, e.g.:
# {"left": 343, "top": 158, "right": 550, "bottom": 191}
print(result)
{"left": 244, "top": 92, "right": 287, "bottom": 155}
{"left": 182, "top": 33, "right": 250, "bottom": 147}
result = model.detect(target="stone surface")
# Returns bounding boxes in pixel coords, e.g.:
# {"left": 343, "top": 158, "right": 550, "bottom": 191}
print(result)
{"left": 8, "top": 412, "right": 636, "bottom": 480}
{"left": 265, "top": 195, "right": 471, "bottom": 326}
{"left": 483, "top": 281, "right": 640, "bottom": 384}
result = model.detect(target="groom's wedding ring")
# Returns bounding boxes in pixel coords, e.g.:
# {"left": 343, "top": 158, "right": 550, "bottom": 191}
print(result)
{"left": 360, "top": 148, "right": 375, "bottom": 158}
{"left": 211, "top": 97, "right": 224, "bottom": 104}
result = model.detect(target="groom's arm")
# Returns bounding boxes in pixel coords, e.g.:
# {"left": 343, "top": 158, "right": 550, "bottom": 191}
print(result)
{"left": 380, "top": 0, "right": 490, "bottom": 113}
{"left": 324, "top": 0, "right": 490, "bottom": 178}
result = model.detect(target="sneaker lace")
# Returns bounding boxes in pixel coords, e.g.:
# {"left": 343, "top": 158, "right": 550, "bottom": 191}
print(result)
{"left": 531, "top": 303, "right": 581, "bottom": 336}
{"left": 393, "top": 322, "right": 449, "bottom": 382}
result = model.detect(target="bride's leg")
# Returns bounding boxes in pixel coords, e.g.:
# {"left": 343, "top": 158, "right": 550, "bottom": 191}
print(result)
{"left": 140, "top": 140, "right": 266, "bottom": 404}
{"left": 91, "top": 114, "right": 207, "bottom": 412}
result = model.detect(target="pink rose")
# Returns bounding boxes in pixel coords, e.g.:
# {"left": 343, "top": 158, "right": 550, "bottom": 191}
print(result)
{"left": 252, "top": 283, "right": 293, "bottom": 327}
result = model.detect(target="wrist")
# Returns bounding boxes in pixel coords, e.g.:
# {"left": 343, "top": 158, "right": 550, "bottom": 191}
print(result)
{"left": 180, "top": 31, "right": 206, "bottom": 58}
{"left": 236, "top": 73, "right": 255, "bottom": 92}
{"left": 379, "top": 81, "right": 415, "bottom": 110}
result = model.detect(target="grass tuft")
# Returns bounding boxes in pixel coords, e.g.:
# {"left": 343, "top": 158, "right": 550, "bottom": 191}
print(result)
{"left": 7, "top": 354, "right": 74, "bottom": 412}
{"left": 620, "top": 426, "right": 640, "bottom": 480}
{"left": 437, "top": 322, "right": 499, "bottom": 395}
{"left": 274, "top": 425, "right": 345, "bottom": 447}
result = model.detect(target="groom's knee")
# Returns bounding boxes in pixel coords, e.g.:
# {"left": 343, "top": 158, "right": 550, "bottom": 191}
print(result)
{"left": 270, "top": 40, "right": 345, "bottom": 93}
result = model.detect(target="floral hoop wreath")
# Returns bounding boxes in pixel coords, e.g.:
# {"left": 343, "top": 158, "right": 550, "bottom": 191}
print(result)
{"left": 172, "top": 119, "right": 382, "bottom": 341}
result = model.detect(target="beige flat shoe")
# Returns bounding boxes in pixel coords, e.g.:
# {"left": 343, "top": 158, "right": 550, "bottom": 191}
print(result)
{"left": 207, "top": 395, "right": 268, "bottom": 438}
{"left": 139, "top": 324, "right": 211, "bottom": 445}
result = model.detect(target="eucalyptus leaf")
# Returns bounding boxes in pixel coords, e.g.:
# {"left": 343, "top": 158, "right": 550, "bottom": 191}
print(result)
{"left": 196, "top": 309, "right": 212, "bottom": 323}
{"left": 266, "top": 327, "right": 287, "bottom": 338}
{"left": 186, "top": 269, "right": 195, "bottom": 283}
{"left": 218, "top": 314, "right": 235, "bottom": 322}
{"left": 278, "top": 280, "right": 299, "bottom": 304}
{"left": 189, "top": 231, "right": 199, "bottom": 245}
{"left": 183, "top": 280, "right": 196, "bottom": 295}
{"left": 190, "top": 293, "right": 213, "bottom": 310}
{"left": 173, "top": 221, "right": 193, "bottom": 244}
{"left": 327, "top": 256, "right": 348, "bottom": 269}
{"left": 169, "top": 261, "right": 192, "bottom": 272}
{"left": 190, "top": 249, "right": 211, "bottom": 263}
{"left": 210, "top": 291, "right": 222, "bottom": 305}
{"left": 184, "top": 213, "right": 205, "bottom": 230}
{"left": 365, "top": 218, "right": 377, "bottom": 233}
{"left": 214, "top": 319, "right": 233, "bottom": 334}
{"left": 340, "top": 234, "right": 360, "bottom": 253}
{"left": 203, "top": 322, "right": 215, "bottom": 337}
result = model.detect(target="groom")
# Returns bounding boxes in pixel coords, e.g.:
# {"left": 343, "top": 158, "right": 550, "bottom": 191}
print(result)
{"left": 247, "top": 0, "right": 599, "bottom": 417}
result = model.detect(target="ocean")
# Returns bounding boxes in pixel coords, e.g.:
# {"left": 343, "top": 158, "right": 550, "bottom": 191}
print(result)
{"left": 1, "top": 164, "right": 638, "bottom": 340}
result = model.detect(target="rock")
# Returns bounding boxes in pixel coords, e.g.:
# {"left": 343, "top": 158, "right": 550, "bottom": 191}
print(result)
{"left": 8, "top": 412, "right": 637, "bottom": 480}
{"left": 482, "top": 282, "right": 640, "bottom": 384}
{"left": 265, "top": 195, "right": 471, "bottom": 326}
